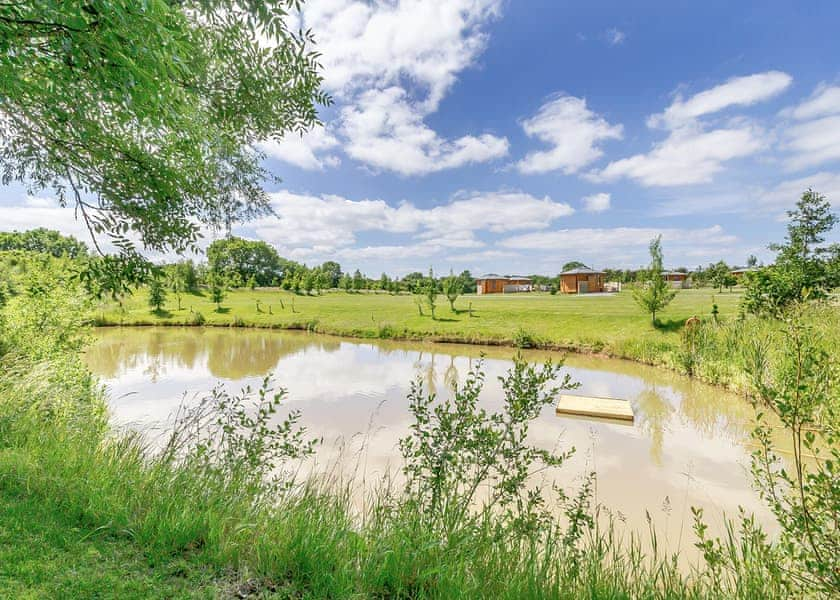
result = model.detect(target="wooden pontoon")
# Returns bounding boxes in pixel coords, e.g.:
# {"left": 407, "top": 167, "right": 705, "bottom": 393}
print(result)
{"left": 555, "top": 394, "right": 634, "bottom": 423}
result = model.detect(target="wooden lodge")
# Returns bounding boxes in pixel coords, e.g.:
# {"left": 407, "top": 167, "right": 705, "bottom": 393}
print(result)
{"left": 663, "top": 271, "right": 689, "bottom": 288}
{"left": 475, "top": 274, "right": 533, "bottom": 295}
{"left": 730, "top": 267, "right": 760, "bottom": 279}
{"left": 559, "top": 267, "right": 605, "bottom": 294}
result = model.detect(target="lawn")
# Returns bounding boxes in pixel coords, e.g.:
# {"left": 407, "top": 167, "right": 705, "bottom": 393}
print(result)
{"left": 98, "top": 287, "right": 743, "bottom": 358}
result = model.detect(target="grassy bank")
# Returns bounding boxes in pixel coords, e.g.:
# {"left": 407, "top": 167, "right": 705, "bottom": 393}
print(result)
{"left": 97, "top": 287, "right": 753, "bottom": 379}
{"left": 97, "top": 287, "right": 840, "bottom": 394}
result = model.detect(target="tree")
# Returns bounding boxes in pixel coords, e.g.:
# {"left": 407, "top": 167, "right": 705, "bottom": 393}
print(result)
{"left": 148, "top": 277, "right": 166, "bottom": 312}
{"left": 441, "top": 269, "right": 462, "bottom": 311}
{"left": 207, "top": 271, "right": 226, "bottom": 312}
{"left": 458, "top": 270, "right": 476, "bottom": 294}
{"left": 0, "top": 228, "right": 88, "bottom": 258}
{"left": 709, "top": 261, "right": 732, "bottom": 292}
{"left": 340, "top": 274, "right": 352, "bottom": 293}
{"left": 379, "top": 273, "right": 391, "bottom": 291}
{"left": 352, "top": 269, "right": 365, "bottom": 291}
{"left": 747, "top": 254, "right": 758, "bottom": 268}
{"left": 743, "top": 189, "right": 838, "bottom": 315}
{"left": 632, "top": 236, "right": 677, "bottom": 325}
{"left": 176, "top": 260, "right": 199, "bottom": 292}
{"left": 319, "top": 261, "right": 342, "bottom": 288}
{"left": 166, "top": 266, "right": 185, "bottom": 310}
{"left": 207, "top": 237, "right": 282, "bottom": 287}
{"left": 302, "top": 271, "right": 315, "bottom": 295}
{"left": 422, "top": 268, "right": 438, "bottom": 319}
{"left": 402, "top": 271, "right": 426, "bottom": 293}
{"left": 561, "top": 261, "right": 587, "bottom": 272}
{"left": 0, "top": 1, "right": 327, "bottom": 284}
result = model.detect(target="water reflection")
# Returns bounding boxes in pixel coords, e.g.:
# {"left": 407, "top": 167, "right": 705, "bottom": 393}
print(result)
{"left": 86, "top": 326, "right": 779, "bottom": 551}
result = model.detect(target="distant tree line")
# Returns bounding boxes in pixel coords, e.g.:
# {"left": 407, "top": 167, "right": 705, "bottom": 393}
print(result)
{"left": 0, "top": 228, "right": 88, "bottom": 258}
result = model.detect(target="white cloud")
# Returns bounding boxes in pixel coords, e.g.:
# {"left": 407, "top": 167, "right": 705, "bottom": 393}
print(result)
{"left": 499, "top": 225, "right": 741, "bottom": 268}
{"left": 501, "top": 225, "right": 736, "bottom": 251}
{"left": 248, "top": 189, "right": 574, "bottom": 259}
{"left": 591, "top": 71, "right": 790, "bottom": 187}
{"left": 582, "top": 192, "right": 611, "bottom": 213}
{"left": 782, "top": 116, "right": 840, "bottom": 171}
{"left": 592, "top": 124, "right": 766, "bottom": 186}
{"left": 759, "top": 171, "right": 840, "bottom": 213}
{"left": 0, "top": 197, "right": 91, "bottom": 241}
{"left": 286, "top": 0, "right": 507, "bottom": 175}
{"left": 648, "top": 71, "right": 792, "bottom": 129}
{"left": 783, "top": 84, "right": 840, "bottom": 121}
{"left": 780, "top": 84, "right": 840, "bottom": 171}
{"left": 654, "top": 171, "right": 840, "bottom": 218}
{"left": 257, "top": 126, "right": 341, "bottom": 171}
{"left": 302, "top": 0, "right": 501, "bottom": 109}
{"left": 341, "top": 88, "right": 508, "bottom": 176}
{"left": 604, "top": 28, "right": 626, "bottom": 46}
{"left": 516, "top": 95, "right": 623, "bottom": 175}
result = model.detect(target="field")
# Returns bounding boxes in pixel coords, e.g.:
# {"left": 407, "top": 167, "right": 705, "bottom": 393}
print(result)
{"left": 99, "top": 287, "right": 742, "bottom": 358}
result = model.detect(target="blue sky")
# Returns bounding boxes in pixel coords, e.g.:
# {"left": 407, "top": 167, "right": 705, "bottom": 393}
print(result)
{"left": 3, "top": 0, "right": 840, "bottom": 276}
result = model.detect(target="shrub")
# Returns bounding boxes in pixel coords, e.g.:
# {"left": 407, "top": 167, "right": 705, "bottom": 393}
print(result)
{"left": 513, "top": 328, "right": 537, "bottom": 349}
{"left": 190, "top": 311, "right": 206, "bottom": 326}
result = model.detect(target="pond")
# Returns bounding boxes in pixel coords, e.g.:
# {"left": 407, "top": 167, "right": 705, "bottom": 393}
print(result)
{"left": 86, "top": 326, "right": 778, "bottom": 553}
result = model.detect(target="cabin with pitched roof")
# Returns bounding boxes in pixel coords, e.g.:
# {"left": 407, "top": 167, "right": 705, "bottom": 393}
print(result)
{"left": 663, "top": 271, "right": 690, "bottom": 288}
{"left": 559, "top": 267, "right": 605, "bottom": 294}
{"left": 475, "top": 274, "right": 533, "bottom": 295}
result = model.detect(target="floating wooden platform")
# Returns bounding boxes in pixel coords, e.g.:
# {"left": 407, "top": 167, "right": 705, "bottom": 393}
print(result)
{"left": 555, "top": 394, "right": 634, "bottom": 423}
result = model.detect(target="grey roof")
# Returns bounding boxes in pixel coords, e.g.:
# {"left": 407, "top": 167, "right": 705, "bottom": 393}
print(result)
{"left": 730, "top": 266, "right": 760, "bottom": 273}
{"left": 476, "top": 274, "right": 532, "bottom": 281}
{"left": 662, "top": 271, "right": 687, "bottom": 276}
{"left": 560, "top": 267, "right": 604, "bottom": 275}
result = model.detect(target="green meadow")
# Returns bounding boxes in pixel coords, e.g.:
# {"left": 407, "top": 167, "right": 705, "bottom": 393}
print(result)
{"left": 100, "top": 287, "right": 740, "bottom": 354}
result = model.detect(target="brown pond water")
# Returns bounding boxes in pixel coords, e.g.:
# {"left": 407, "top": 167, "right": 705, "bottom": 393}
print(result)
{"left": 86, "top": 326, "right": 780, "bottom": 554}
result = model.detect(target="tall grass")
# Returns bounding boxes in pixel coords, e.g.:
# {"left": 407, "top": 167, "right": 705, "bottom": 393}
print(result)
{"left": 0, "top": 355, "right": 792, "bottom": 597}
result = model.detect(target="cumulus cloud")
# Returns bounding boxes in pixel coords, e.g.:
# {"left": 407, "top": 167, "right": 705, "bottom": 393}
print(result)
{"left": 582, "top": 192, "right": 611, "bottom": 213}
{"left": 341, "top": 88, "right": 508, "bottom": 176}
{"left": 302, "top": 0, "right": 501, "bottom": 109}
{"left": 269, "top": 0, "right": 507, "bottom": 175}
{"left": 591, "top": 124, "right": 766, "bottom": 186}
{"left": 516, "top": 95, "right": 623, "bottom": 175}
{"left": 497, "top": 225, "right": 742, "bottom": 268}
{"left": 257, "top": 126, "right": 341, "bottom": 171}
{"left": 248, "top": 189, "right": 574, "bottom": 260}
{"left": 780, "top": 84, "right": 840, "bottom": 171}
{"left": 591, "top": 71, "right": 790, "bottom": 187}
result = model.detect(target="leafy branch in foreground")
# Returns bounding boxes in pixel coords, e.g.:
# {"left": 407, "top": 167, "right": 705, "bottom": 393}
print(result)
{"left": 694, "top": 306, "right": 840, "bottom": 596}
{"left": 399, "top": 356, "right": 584, "bottom": 541}
{"left": 161, "top": 377, "right": 318, "bottom": 498}
{"left": 0, "top": 0, "right": 329, "bottom": 283}
{"left": 745, "top": 313, "right": 840, "bottom": 595}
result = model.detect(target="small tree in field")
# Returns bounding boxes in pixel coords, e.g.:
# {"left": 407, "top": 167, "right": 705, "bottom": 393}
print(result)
{"left": 633, "top": 236, "right": 677, "bottom": 325}
{"left": 167, "top": 267, "right": 185, "bottom": 310}
{"left": 207, "top": 271, "right": 225, "bottom": 312}
{"left": 414, "top": 268, "right": 437, "bottom": 319}
{"left": 148, "top": 277, "right": 166, "bottom": 312}
{"left": 441, "top": 269, "right": 462, "bottom": 312}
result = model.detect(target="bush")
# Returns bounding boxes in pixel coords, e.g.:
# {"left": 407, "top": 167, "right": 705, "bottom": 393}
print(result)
{"left": 513, "top": 328, "right": 537, "bottom": 349}
{"left": 189, "top": 311, "right": 206, "bottom": 326}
